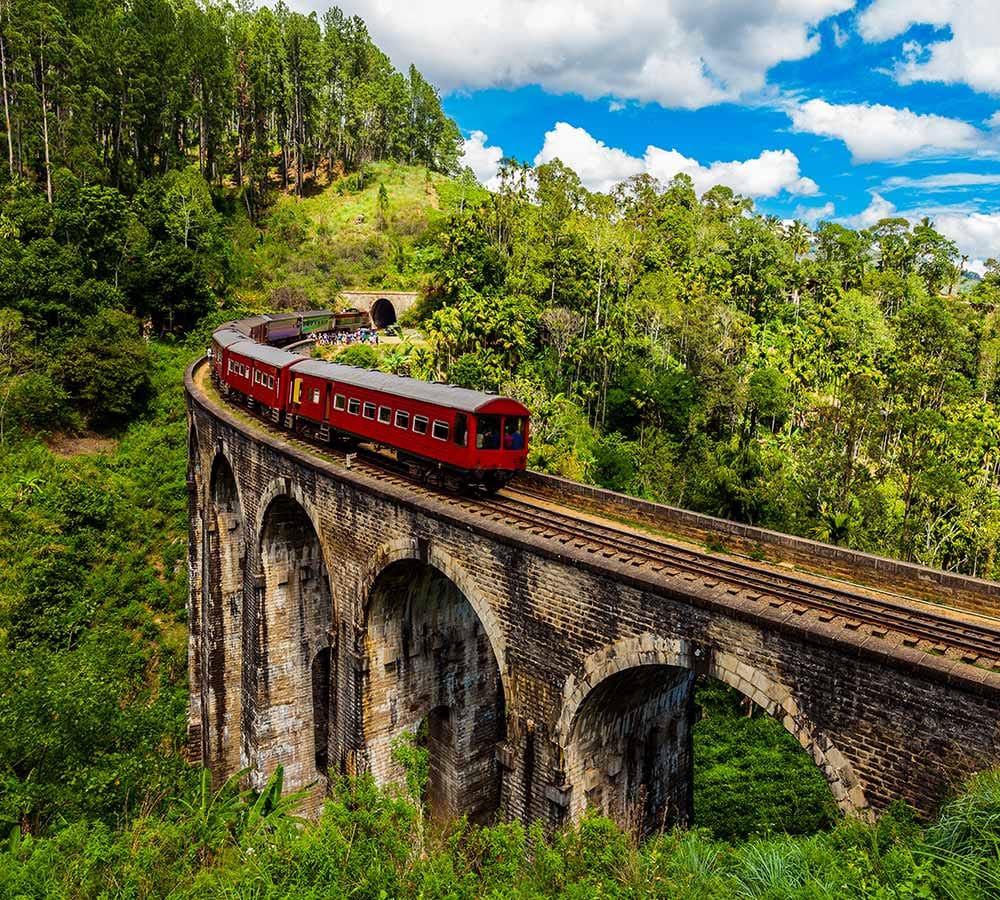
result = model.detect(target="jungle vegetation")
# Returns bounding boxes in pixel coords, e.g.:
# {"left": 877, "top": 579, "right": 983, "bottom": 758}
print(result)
{"left": 1, "top": 1, "right": 999, "bottom": 896}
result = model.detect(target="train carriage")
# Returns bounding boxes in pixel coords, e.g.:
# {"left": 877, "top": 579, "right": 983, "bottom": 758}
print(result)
{"left": 263, "top": 312, "right": 301, "bottom": 345}
{"left": 210, "top": 327, "right": 248, "bottom": 384}
{"left": 299, "top": 310, "right": 334, "bottom": 335}
{"left": 226, "top": 340, "right": 300, "bottom": 421}
{"left": 213, "top": 309, "right": 531, "bottom": 491}
{"left": 332, "top": 308, "right": 370, "bottom": 331}
{"left": 287, "top": 360, "right": 530, "bottom": 490}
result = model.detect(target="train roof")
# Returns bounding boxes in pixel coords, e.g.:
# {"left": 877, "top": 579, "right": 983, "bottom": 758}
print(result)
{"left": 301, "top": 309, "right": 334, "bottom": 318}
{"left": 213, "top": 327, "right": 247, "bottom": 348}
{"left": 265, "top": 311, "right": 298, "bottom": 323}
{"left": 290, "top": 359, "right": 529, "bottom": 414}
{"left": 229, "top": 340, "right": 302, "bottom": 368}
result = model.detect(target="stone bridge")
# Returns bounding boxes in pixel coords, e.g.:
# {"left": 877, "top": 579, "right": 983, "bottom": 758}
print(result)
{"left": 338, "top": 290, "right": 419, "bottom": 328}
{"left": 186, "top": 360, "right": 1000, "bottom": 830}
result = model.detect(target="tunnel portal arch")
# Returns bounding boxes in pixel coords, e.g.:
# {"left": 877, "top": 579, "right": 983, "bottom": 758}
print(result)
{"left": 370, "top": 297, "right": 397, "bottom": 328}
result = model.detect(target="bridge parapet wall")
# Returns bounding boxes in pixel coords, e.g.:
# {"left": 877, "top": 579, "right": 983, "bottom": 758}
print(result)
{"left": 520, "top": 470, "right": 1000, "bottom": 618}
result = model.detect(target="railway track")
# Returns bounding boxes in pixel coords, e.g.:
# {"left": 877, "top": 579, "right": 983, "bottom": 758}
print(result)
{"left": 202, "top": 366, "right": 1000, "bottom": 671}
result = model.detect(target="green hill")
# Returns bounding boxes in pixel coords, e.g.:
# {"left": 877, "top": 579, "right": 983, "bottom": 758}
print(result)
{"left": 237, "top": 162, "right": 486, "bottom": 309}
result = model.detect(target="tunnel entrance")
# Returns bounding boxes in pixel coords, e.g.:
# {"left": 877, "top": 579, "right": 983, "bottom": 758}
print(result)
{"left": 363, "top": 559, "right": 505, "bottom": 825}
{"left": 204, "top": 455, "right": 245, "bottom": 781}
{"left": 370, "top": 298, "right": 397, "bottom": 329}
{"left": 257, "top": 495, "right": 335, "bottom": 791}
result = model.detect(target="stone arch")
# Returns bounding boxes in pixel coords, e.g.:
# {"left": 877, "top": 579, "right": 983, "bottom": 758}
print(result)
{"left": 370, "top": 297, "right": 397, "bottom": 328}
{"left": 202, "top": 453, "right": 246, "bottom": 782}
{"left": 253, "top": 491, "right": 336, "bottom": 797}
{"left": 556, "top": 635, "right": 868, "bottom": 830}
{"left": 358, "top": 539, "right": 509, "bottom": 697}
{"left": 360, "top": 542, "right": 507, "bottom": 824}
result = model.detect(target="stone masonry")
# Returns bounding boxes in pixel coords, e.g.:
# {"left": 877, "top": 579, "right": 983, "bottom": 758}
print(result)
{"left": 186, "top": 360, "right": 1000, "bottom": 828}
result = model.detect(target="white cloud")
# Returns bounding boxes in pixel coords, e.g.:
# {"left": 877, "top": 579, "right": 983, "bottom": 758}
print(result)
{"left": 831, "top": 22, "right": 848, "bottom": 48}
{"left": 857, "top": 0, "right": 1000, "bottom": 95}
{"left": 295, "top": 0, "right": 853, "bottom": 110}
{"left": 785, "top": 98, "right": 987, "bottom": 162}
{"left": 844, "top": 194, "right": 1000, "bottom": 264}
{"left": 933, "top": 212, "right": 1000, "bottom": 264}
{"left": 794, "top": 201, "right": 836, "bottom": 224}
{"left": 844, "top": 192, "right": 898, "bottom": 228}
{"left": 881, "top": 172, "right": 1000, "bottom": 191}
{"left": 987, "top": 112, "right": 1000, "bottom": 130}
{"left": 532, "top": 121, "right": 819, "bottom": 197}
{"left": 460, "top": 131, "right": 504, "bottom": 189}
{"left": 608, "top": 100, "right": 627, "bottom": 113}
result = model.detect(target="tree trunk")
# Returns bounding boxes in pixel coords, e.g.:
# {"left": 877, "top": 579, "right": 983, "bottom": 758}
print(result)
{"left": 0, "top": 6, "right": 13, "bottom": 176}
{"left": 39, "top": 40, "right": 52, "bottom": 204}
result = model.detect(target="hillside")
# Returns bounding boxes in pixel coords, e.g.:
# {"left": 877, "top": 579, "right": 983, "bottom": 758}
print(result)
{"left": 238, "top": 162, "right": 487, "bottom": 309}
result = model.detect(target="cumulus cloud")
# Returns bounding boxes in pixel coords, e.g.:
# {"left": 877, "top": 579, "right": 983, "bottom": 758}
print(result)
{"left": 844, "top": 194, "right": 1000, "bottom": 267}
{"left": 857, "top": 0, "right": 1000, "bottom": 95}
{"left": 844, "top": 193, "right": 898, "bottom": 228}
{"left": 794, "top": 201, "right": 836, "bottom": 224}
{"left": 785, "top": 98, "right": 987, "bottom": 162}
{"left": 932, "top": 212, "right": 1000, "bottom": 265}
{"left": 460, "top": 131, "right": 504, "bottom": 189}
{"left": 880, "top": 172, "right": 1000, "bottom": 191}
{"left": 302, "top": 0, "right": 853, "bottom": 109}
{"left": 533, "top": 122, "right": 818, "bottom": 198}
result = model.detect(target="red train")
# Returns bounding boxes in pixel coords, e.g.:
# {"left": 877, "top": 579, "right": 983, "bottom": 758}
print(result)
{"left": 209, "top": 315, "right": 530, "bottom": 491}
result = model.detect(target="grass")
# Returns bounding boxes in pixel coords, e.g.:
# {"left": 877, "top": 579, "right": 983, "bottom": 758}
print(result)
{"left": 240, "top": 162, "right": 485, "bottom": 309}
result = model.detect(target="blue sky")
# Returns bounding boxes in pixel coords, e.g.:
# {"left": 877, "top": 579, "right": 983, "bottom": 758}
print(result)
{"left": 286, "top": 0, "right": 1000, "bottom": 270}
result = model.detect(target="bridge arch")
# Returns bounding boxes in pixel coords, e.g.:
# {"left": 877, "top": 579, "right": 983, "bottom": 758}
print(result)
{"left": 358, "top": 539, "right": 509, "bottom": 693}
{"left": 203, "top": 453, "right": 246, "bottom": 781}
{"left": 370, "top": 297, "right": 397, "bottom": 329}
{"left": 556, "top": 635, "right": 868, "bottom": 832}
{"left": 253, "top": 489, "right": 336, "bottom": 794}
{"left": 360, "top": 542, "right": 507, "bottom": 824}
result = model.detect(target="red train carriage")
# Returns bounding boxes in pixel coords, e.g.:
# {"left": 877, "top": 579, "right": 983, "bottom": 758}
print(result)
{"left": 224, "top": 341, "right": 300, "bottom": 421}
{"left": 287, "top": 360, "right": 529, "bottom": 490}
{"left": 209, "top": 327, "right": 247, "bottom": 384}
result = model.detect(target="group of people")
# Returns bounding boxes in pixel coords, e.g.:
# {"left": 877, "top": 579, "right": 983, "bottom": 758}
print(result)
{"left": 316, "top": 329, "right": 380, "bottom": 347}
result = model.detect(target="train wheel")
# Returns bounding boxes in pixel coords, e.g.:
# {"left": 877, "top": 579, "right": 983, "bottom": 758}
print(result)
{"left": 482, "top": 472, "right": 507, "bottom": 494}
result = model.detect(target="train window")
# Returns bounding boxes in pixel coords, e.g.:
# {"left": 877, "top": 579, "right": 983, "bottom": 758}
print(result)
{"left": 268, "top": 376, "right": 275, "bottom": 389}
{"left": 413, "top": 415, "right": 428, "bottom": 435}
{"left": 254, "top": 371, "right": 260, "bottom": 384}
{"left": 311, "top": 388, "right": 320, "bottom": 404}
{"left": 432, "top": 420, "right": 449, "bottom": 441}
{"left": 476, "top": 415, "right": 502, "bottom": 450}
{"left": 503, "top": 416, "right": 526, "bottom": 450}
{"left": 395, "top": 410, "right": 409, "bottom": 429}
{"left": 347, "top": 398, "right": 360, "bottom": 415}
{"left": 454, "top": 413, "right": 468, "bottom": 447}
{"left": 362, "top": 402, "right": 376, "bottom": 419}
{"left": 333, "top": 394, "right": 346, "bottom": 411}
{"left": 378, "top": 405, "right": 391, "bottom": 424}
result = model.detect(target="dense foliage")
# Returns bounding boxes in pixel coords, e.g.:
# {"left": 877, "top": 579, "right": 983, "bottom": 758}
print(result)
{"left": 408, "top": 162, "right": 1000, "bottom": 577}
{"left": 0, "top": 0, "right": 460, "bottom": 207}
{"left": 3, "top": 767, "right": 999, "bottom": 899}
{"left": 0, "top": 343, "right": 193, "bottom": 835}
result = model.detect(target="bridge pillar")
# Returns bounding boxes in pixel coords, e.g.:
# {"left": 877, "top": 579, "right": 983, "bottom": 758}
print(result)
{"left": 245, "top": 495, "right": 335, "bottom": 811}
